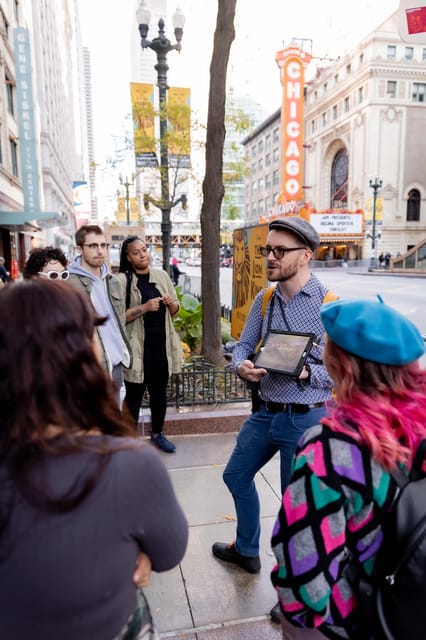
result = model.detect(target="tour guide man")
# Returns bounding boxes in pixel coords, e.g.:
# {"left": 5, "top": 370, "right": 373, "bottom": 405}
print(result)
{"left": 212, "top": 216, "right": 336, "bottom": 623}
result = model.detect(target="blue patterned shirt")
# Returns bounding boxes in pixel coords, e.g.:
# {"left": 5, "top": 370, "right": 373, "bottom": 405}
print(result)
{"left": 232, "top": 274, "right": 334, "bottom": 404}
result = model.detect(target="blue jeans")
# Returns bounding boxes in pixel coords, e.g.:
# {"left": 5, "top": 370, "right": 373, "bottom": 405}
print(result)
{"left": 223, "top": 404, "right": 326, "bottom": 557}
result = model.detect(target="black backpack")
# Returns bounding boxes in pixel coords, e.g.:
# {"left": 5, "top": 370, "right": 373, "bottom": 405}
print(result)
{"left": 351, "top": 439, "right": 426, "bottom": 639}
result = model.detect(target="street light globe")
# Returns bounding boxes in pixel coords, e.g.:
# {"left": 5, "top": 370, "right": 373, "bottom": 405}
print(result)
{"left": 172, "top": 5, "right": 185, "bottom": 29}
{"left": 136, "top": 0, "right": 151, "bottom": 27}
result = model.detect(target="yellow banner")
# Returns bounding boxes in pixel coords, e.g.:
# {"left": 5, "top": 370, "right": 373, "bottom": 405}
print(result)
{"left": 130, "top": 83, "right": 157, "bottom": 168}
{"left": 167, "top": 87, "right": 191, "bottom": 168}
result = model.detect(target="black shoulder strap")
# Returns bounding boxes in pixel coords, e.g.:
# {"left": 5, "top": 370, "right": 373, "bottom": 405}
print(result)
{"left": 125, "top": 270, "right": 132, "bottom": 310}
{"left": 411, "top": 439, "right": 426, "bottom": 481}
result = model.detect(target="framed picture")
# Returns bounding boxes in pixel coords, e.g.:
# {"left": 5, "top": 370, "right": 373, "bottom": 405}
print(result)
{"left": 252, "top": 330, "right": 315, "bottom": 377}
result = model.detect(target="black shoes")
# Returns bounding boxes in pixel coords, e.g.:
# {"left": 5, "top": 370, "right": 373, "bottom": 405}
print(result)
{"left": 270, "top": 601, "right": 281, "bottom": 624}
{"left": 150, "top": 432, "right": 176, "bottom": 453}
{"left": 212, "top": 541, "right": 261, "bottom": 573}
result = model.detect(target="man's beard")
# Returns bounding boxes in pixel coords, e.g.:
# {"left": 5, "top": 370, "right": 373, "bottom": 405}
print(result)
{"left": 267, "top": 262, "right": 298, "bottom": 282}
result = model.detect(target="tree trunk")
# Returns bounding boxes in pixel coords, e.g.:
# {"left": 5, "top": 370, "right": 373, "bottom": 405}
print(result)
{"left": 200, "top": 0, "right": 237, "bottom": 365}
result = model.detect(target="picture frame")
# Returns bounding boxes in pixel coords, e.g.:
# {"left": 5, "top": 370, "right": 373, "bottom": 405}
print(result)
{"left": 252, "top": 330, "right": 315, "bottom": 377}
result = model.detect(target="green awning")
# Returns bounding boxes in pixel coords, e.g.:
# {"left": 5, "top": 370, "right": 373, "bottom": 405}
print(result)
{"left": 0, "top": 211, "right": 60, "bottom": 228}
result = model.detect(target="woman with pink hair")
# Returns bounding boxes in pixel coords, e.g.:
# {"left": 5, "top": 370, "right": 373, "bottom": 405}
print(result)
{"left": 271, "top": 296, "right": 426, "bottom": 639}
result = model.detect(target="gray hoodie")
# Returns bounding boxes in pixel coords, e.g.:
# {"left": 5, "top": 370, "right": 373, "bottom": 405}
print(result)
{"left": 68, "top": 257, "right": 128, "bottom": 369}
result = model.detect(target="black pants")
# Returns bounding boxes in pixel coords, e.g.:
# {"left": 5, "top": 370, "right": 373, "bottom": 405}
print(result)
{"left": 124, "top": 341, "right": 169, "bottom": 434}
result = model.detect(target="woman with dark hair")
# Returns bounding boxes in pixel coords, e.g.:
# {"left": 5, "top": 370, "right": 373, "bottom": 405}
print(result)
{"left": 271, "top": 297, "right": 426, "bottom": 639}
{"left": 118, "top": 237, "right": 182, "bottom": 454}
{"left": 0, "top": 280, "right": 188, "bottom": 640}
{"left": 23, "top": 245, "right": 69, "bottom": 279}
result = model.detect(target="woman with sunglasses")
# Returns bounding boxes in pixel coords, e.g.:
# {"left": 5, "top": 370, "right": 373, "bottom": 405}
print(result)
{"left": 23, "top": 246, "right": 69, "bottom": 280}
{"left": 0, "top": 280, "right": 188, "bottom": 639}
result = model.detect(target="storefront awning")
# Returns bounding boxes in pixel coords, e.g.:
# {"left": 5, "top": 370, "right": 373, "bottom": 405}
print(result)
{"left": 0, "top": 211, "right": 60, "bottom": 229}
{"left": 320, "top": 236, "right": 364, "bottom": 243}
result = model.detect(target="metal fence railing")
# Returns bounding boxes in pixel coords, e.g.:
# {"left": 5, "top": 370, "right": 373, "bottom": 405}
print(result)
{"left": 142, "top": 357, "right": 251, "bottom": 409}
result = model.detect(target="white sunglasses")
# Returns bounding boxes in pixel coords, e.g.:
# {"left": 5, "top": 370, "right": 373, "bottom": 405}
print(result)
{"left": 38, "top": 270, "right": 69, "bottom": 280}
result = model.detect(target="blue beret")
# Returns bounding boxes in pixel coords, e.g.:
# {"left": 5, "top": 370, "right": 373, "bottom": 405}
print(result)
{"left": 320, "top": 296, "right": 425, "bottom": 365}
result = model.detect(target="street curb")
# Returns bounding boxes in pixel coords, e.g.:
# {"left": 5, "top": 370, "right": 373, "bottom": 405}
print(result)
{"left": 140, "top": 405, "right": 250, "bottom": 436}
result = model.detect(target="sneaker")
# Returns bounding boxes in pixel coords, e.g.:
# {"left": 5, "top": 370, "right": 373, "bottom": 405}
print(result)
{"left": 270, "top": 601, "right": 281, "bottom": 624}
{"left": 150, "top": 432, "right": 176, "bottom": 453}
{"left": 212, "top": 541, "right": 261, "bottom": 573}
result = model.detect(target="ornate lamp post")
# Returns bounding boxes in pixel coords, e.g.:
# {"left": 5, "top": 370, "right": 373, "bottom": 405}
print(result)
{"left": 119, "top": 174, "right": 135, "bottom": 225}
{"left": 368, "top": 177, "right": 383, "bottom": 269}
{"left": 136, "top": 0, "right": 185, "bottom": 271}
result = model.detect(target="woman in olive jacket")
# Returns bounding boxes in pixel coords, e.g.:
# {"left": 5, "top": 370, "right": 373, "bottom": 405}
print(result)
{"left": 119, "top": 237, "right": 182, "bottom": 453}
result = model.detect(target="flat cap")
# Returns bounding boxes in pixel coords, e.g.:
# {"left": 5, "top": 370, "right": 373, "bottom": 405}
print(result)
{"left": 268, "top": 216, "right": 320, "bottom": 251}
{"left": 321, "top": 296, "right": 425, "bottom": 366}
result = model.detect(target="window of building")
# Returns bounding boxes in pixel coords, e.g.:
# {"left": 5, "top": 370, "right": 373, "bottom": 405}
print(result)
{"left": 5, "top": 73, "right": 15, "bottom": 115}
{"left": 358, "top": 86, "right": 364, "bottom": 103}
{"left": 423, "top": 48, "right": 426, "bottom": 61}
{"left": 265, "top": 196, "right": 271, "bottom": 212}
{"left": 258, "top": 199, "right": 264, "bottom": 214}
{"left": 412, "top": 82, "right": 426, "bottom": 102}
{"left": 407, "top": 189, "right": 420, "bottom": 221}
{"left": 251, "top": 145, "right": 256, "bottom": 158}
{"left": 323, "top": 82, "right": 328, "bottom": 93}
{"left": 314, "top": 90, "right": 318, "bottom": 100}
{"left": 252, "top": 181, "right": 257, "bottom": 196}
{"left": 273, "top": 170, "right": 279, "bottom": 186}
{"left": 273, "top": 192, "right": 279, "bottom": 204}
{"left": 405, "top": 46, "right": 414, "bottom": 60}
{"left": 387, "top": 45, "right": 396, "bottom": 60}
{"left": 334, "top": 73, "right": 339, "bottom": 84}
{"left": 265, "top": 174, "right": 271, "bottom": 189}
{"left": 346, "top": 63, "right": 351, "bottom": 74}
{"left": 387, "top": 80, "right": 397, "bottom": 98}
{"left": 251, "top": 202, "right": 257, "bottom": 216}
{"left": 359, "top": 53, "right": 364, "bottom": 65}
{"left": 251, "top": 161, "right": 256, "bottom": 174}
{"left": 322, "top": 111, "right": 327, "bottom": 127}
{"left": 258, "top": 140, "right": 263, "bottom": 154}
{"left": 332, "top": 105, "right": 337, "bottom": 120}
{"left": 10, "top": 139, "right": 18, "bottom": 177}
{"left": 258, "top": 178, "right": 263, "bottom": 192}
{"left": 265, "top": 153, "right": 271, "bottom": 167}
{"left": 265, "top": 134, "right": 271, "bottom": 149}
{"left": 273, "top": 147, "right": 279, "bottom": 162}
{"left": 311, "top": 119, "right": 316, "bottom": 133}
{"left": 344, "top": 96, "right": 350, "bottom": 112}
{"left": 0, "top": 8, "right": 9, "bottom": 37}
{"left": 258, "top": 158, "right": 263, "bottom": 171}
{"left": 330, "top": 149, "right": 348, "bottom": 208}
{"left": 273, "top": 127, "right": 279, "bottom": 144}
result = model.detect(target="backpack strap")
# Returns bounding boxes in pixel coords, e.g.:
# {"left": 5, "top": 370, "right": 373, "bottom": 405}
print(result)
{"left": 261, "top": 285, "right": 276, "bottom": 318}
{"left": 411, "top": 439, "right": 426, "bottom": 481}
{"left": 323, "top": 290, "right": 339, "bottom": 304}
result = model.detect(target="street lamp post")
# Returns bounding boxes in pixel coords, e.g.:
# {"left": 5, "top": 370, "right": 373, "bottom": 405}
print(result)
{"left": 369, "top": 177, "right": 383, "bottom": 269}
{"left": 136, "top": 0, "right": 185, "bottom": 272}
{"left": 119, "top": 174, "right": 134, "bottom": 225}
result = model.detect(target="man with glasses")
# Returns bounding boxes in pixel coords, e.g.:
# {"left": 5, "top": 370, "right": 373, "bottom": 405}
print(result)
{"left": 212, "top": 217, "right": 335, "bottom": 624}
{"left": 68, "top": 225, "right": 131, "bottom": 397}
{"left": 23, "top": 247, "right": 69, "bottom": 280}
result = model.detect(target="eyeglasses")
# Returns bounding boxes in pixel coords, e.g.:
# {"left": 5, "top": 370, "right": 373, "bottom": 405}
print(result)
{"left": 82, "top": 243, "right": 109, "bottom": 250}
{"left": 259, "top": 246, "right": 307, "bottom": 259}
{"left": 38, "top": 270, "right": 69, "bottom": 280}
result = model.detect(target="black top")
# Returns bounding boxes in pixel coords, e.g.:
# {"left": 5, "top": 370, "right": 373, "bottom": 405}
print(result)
{"left": 136, "top": 272, "right": 166, "bottom": 341}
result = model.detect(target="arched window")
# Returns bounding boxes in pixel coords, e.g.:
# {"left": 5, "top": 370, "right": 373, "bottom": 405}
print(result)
{"left": 330, "top": 150, "right": 348, "bottom": 208}
{"left": 407, "top": 189, "right": 420, "bottom": 221}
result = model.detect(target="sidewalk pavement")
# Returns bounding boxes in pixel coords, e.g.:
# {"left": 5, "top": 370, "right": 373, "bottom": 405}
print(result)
{"left": 144, "top": 431, "right": 323, "bottom": 640}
